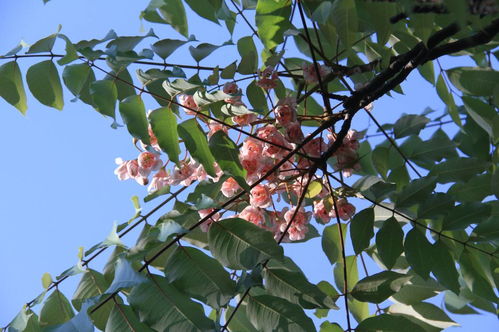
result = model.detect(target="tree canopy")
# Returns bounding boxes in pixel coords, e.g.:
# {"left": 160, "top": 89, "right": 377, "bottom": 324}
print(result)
{"left": 1, "top": 0, "right": 498, "bottom": 331}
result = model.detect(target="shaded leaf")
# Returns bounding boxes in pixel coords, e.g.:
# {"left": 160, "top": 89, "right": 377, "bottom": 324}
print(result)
{"left": 351, "top": 271, "right": 412, "bottom": 303}
{"left": 404, "top": 228, "right": 433, "bottom": 280}
{"left": 164, "top": 246, "right": 236, "bottom": 308}
{"left": 39, "top": 290, "right": 74, "bottom": 327}
{"left": 393, "top": 114, "right": 430, "bottom": 139}
{"left": 350, "top": 208, "right": 374, "bottom": 255}
{"left": 119, "top": 95, "right": 150, "bottom": 145}
{"left": 129, "top": 275, "right": 215, "bottom": 331}
{"left": 208, "top": 218, "right": 284, "bottom": 270}
{"left": 178, "top": 119, "right": 216, "bottom": 176}
{"left": 376, "top": 217, "right": 404, "bottom": 270}
{"left": 149, "top": 107, "right": 180, "bottom": 164}
{"left": 246, "top": 292, "right": 316, "bottom": 332}
{"left": 431, "top": 241, "right": 460, "bottom": 294}
{"left": 209, "top": 131, "right": 248, "bottom": 190}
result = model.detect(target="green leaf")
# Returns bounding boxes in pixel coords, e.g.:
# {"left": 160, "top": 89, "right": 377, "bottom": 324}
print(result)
{"left": 463, "top": 96, "right": 499, "bottom": 143}
{"left": 393, "top": 114, "right": 430, "bottom": 139}
{"left": 431, "top": 241, "right": 460, "bottom": 294}
{"left": 330, "top": 0, "right": 358, "bottom": 49}
{"left": 56, "top": 34, "right": 79, "bottom": 66}
{"left": 404, "top": 228, "right": 433, "bottom": 280}
{"left": 27, "top": 30, "right": 59, "bottom": 54}
{"left": 189, "top": 41, "right": 231, "bottom": 63}
{"left": 404, "top": 129, "right": 458, "bottom": 168}
{"left": 39, "top": 290, "right": 74, "bottom": 327}
{"left": 178, "top": 119, "right": 217, "bottom": 177}
{"left": 149, "top": 107, "right": 180, "bottom": 164}
{"left": 418, "top": 60, "right": 435, "bottom": 85}
{"left": 442, "top": 202, "right": 491, "bottom": 231}
{"left": 8, "top": 308, "right": 41, "bottom": 332}
{"left": 356, "top": 314, "right": 425, "bottom": 332}
{"left": 46, "top": 301, "right": 94, "bottom": 332}
{"left": 417, "top": 193, "right": 454, "bottom": 219}
{"left": 142, "top": 0, "right": 188, "bottom": 38}
{"left": 322, "top": 223, "right": 347, "bottom": 265}
{"left": 460, "top": 249, "right": 497, "bottom": 302}
{"left": 237, "top": 36, "right": 258, "bottom": 75}
{"left": 395, "top": 176, "right": 436, "bottom": 209}
{"left": 104, "top": 69, "right": 135, "bottom": 101}
{"left": 0, "top": 61, "right": 28, "bottom": 114}
{"left": 255, "top": 0, "right": 292, "bottom": 50}
{"left": 209, "top": 130, "right": 248, "bottom": 190}
{"left": 129, "top": 275, "right": 215, "bottom": 331}
{"left": 246, "top": 80, "right": 267, "bottom": 111}
{"left": 152, "top": 38, "right": 189, "bottom": 59}
{"left": 351, "top": 271, "right": 412, "bottom": 303}
{"left": 430, "top": 157, "right": 490, "bottom": 184}
{"left": 447, "top": 66, "right": 499, "bottom": 96}
{"left": 391, "top": 275, "right": 443, "bottom": 305}
{"left": 221, "top": 61, "right": 237, "bottom": 79}
{"left": 184, "top": 0, "right": 220, "bottom": 23}
{"left": 361, "top": 2, "right": 396, "bottom": 45}
{"left": 41, "top": 272, "right": 52, "bottom": 289}
{"left": 62, "top": 63, "right": 95, "bottom": 105}
{"left": 436, "top": 73, "right": 460, "bottom": 125}
{"left": 89, "top": 80, "right": 118, "bottom": 119}
{"left": 71, "top": 270, "right": 111, "bottom": 331}
{"left": 246, "top": 292, "right": 316, "bottom": 332}
{"left": 164, "top": 246, "right": 236, "bottom": 308}
{"left": 372, "top": 146, "right": 389, "bottom": 178}
{"left": 26, "top": 60, "right": 64, "bottom": 110}
{"left": 388, "top": 302, "right": 458, "bottom": 330}
{"left": 263, "top": 267, "right": 338, "bottom": 309}
{"left": 105, "top": 257, "right": 148, "bottom": 294}
{"left": 376, "top": 217, "right": 404, "bottom": 270}
{"left": 224, "top": 305, "right": 259, "bottom": 332}
{"left": 106, "top": 28, "right": 157, "bottom": 52}
{"left": 208, "top": 218, "right": 284, "bottom": 270}
{"left": 105, "top": 303, "right": 154, "bottom": 332}
{"left": 350, "top": 208, "right": 374, "bottom": 255}
{"left": 119, "top": 95, "right": 150, "bottom": 145}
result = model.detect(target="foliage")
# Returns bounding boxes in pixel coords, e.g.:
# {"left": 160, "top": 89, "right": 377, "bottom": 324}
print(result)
{"left": 1, "top": 0, "right": 498, "bottom": 331}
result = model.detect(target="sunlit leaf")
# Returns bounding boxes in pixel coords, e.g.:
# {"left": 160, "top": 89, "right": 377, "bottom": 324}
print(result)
{"left": 0, "top": 61, "right": 28, "bottom": 114}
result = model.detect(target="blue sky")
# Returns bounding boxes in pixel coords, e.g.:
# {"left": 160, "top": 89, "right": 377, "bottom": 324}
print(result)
{"left": 0, "top": 0, "right": 496, "bottom": 330}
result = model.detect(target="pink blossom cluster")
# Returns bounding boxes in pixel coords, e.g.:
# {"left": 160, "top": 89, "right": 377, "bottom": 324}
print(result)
{"left": 302, "top": 63, "right": 332, "bottom": 85}
{"left": 115, "top": 78, "right": 361, "bottom": 242}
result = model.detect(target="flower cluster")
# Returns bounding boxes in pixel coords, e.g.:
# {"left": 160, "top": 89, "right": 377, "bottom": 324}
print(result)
{"left": 115, "top": 73, "right": 362, "bottom": 242}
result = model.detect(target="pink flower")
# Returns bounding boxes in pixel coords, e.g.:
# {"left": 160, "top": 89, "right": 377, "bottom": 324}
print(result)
{"left": 285, "top": 121, "right": 304, "bottom": 144}
{"left": 335, "top": 149, "right": 360, "bottom": 178}
{"left": 303, "top": 137, "right": 327, "bottom": 158}
{"left": 137, "top": 151, "right": 162, "bottom": 177}
{"left": 178, "top": 94, "right": 198, "bottom": 115}
{"left": 302, "top": 63, "right": 331, "bottom": 84}
{"left": 207, "top": 120, "right": 228, "bottom": 138}
{"left": 313, "top": 199, "right": 331, "bottom": 224}
{"left": 198, "top": 208, "right": 221, "bottom": 232}
{"left": 274, "top": 104, "right": 297, "bottom": 127}
{"left": 262, "top": 132, "right": 290, "bottom": 159}
{"left": 114, "top": 158, "right": 131, "bottom": 181}
{"left": 256, "top": 125, "right": 279, "bottom": 141}
{"left": 330, "top": 198, "right": 356, "bottom": 221}
{"left": 239, "top": 206, "right": 265, "bottom": 227}
{"left": 170, "top": 161, "right": 195, "bottom": 186}
{"left": 223, "top": 82, "right": 240, "bottom": 95}
{"left": 221, "top": 177, "right": 241, "bottom": 197}
{"left": 280, "top": 207, "right": 311, "bottom": 241}
{"left": 250, "top": 184, "right": 272, "bottom": 208}
{"left": 232, "top": 113, "right": 257, "bottom": 126}
{"left": 256, "top": 66, "right": 278, "bottom": 90}
{"left": 148, "top": 168, "right": 170, "bottom": 193}
{"left": 240, "top": 138, "right": 263, "bottom": 159}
